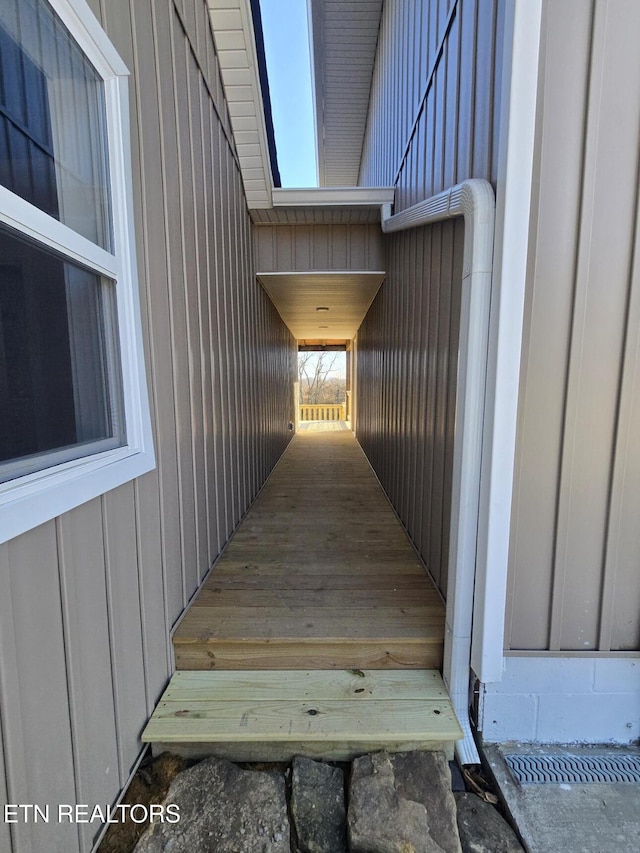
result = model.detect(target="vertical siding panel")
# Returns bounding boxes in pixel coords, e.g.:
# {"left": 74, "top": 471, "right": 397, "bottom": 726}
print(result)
{"left": 197, "top": 73, "right": 220, "bottom": 566}
{"left": 127, "top": 0, "right": 173, "bottom": 712}
{"left": 228, "top": 164, "right": 241, "bottom": 521}
{"left": 443, "top": 14, "right": 460, "bottom": 189}
{"left": 276, "top": 226, "right": 293, "bottom": 272}
{"left": 101, "top": 486, "right": 147, "bottom": 783}
{"left": 411, "top": 229, "right": 428, "bottom": 548}
{"left": 550, "top": 1, "right": 640, "bottom": 651}
{"left": 426, "top": 226, "right": 444, "bottom": 586}
{"left": 218, "top": 142, "right": 234, "bottom": 530}
{"left": 510, "top": 0, "right": 640, "bottom": 654}
{"left": 57, "top": 503, "right": 119, "bottom": 852}
{"left": 360, "top": 0, "right": 503, "bottom": 209}
{"left": 331, "top": 225, "right": 348, "bottom": 268}
{"left": 506, "top": 0, "right": 592, "bottom": 650}
{"left": 295, "top": 225, "right": 312, "bottom": 270}
{"left": 134, "top": 474, "right": 171, "bottom": 715}
{"left": 602, "top": 184, "right": 640, "bottom": 650}
{"left": 0, "top": 696, "right": 11, "bottom": 853}
{"left": 456, "top": 0, "right": 476, "bottom": 182}
{"left": 237, "top": 165, "right": 251, "bottom": 513}
{"left": 185, "top": 41, "right": 209, "bottom": 583}
{"left": 471, "top": 0, "right": 494, "bottom": 179}
{"left": 172, "top": 22, "right": 200, "bottom": 598}
{"left": 154, "top": 1, "right": 191, "bottom": 618}
{"left": 357, "top": 220, "right": 462, "bottom": 596}
{"left": 255, "top": 225, "right": 274, "bottom": 270}
{"left": 126, "top": 0, "right": 183, "bottom": 630}
{"left": 490, "top": 0, "right": 506, "bottom": 184}
{"left": 312, "top": 225, "right": 330, "bottom": 269}
{"left": 0, "top": 528, "right": 78, "bottom": 853}
{"left": 424, "top": 87, "right": 436, "bottom": 198}
{"left": 228, "top": 162, "right": 242, "bottom": 522}
{"left": 181, "top": 0, "right": 198, "bottom": 61}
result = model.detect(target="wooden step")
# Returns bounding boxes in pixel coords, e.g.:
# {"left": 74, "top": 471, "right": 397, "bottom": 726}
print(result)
{"left": 141, "top": 669, "right": 463, "bottom": 762}
{"left": 173, "top": 614, "right": 444, "bottom": 670}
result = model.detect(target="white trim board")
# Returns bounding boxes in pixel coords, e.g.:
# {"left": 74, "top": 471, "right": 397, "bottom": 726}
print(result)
{"left": 471, "top": 0, "right": 543, "bottom": 684}
{"left": 479, "top": 656, "right": 640, "bottom": 744}
{"left": 272, "top": 187, "right": 395, "bottom": 207}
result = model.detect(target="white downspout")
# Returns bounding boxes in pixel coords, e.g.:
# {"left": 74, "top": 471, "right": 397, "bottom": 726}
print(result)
{"left": 381, "top": 179, "right": 495, "bottom": 765}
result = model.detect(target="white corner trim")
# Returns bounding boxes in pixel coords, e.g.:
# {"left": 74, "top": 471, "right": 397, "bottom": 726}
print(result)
{"left": 470, "top": 0, "right": 543, "bottom": 684}
{"left": 382, "top": 179, "right": 496, "bottom": 765}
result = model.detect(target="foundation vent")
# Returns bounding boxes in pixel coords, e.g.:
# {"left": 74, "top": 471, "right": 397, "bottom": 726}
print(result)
{"left": 504, "top": 753, "right": 640, "bottom": 785}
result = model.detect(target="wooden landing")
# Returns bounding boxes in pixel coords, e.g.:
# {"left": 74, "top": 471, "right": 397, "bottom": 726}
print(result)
{"left": 173, "top": 430, "right": 445, "bottom": 671}
{"left": 141, "top": 669, "right": 463, "bottom": 761}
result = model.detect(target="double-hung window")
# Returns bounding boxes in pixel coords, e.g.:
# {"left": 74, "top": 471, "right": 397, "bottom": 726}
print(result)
{"left": 0, "top": 0, "right": 154, "bottom": 542}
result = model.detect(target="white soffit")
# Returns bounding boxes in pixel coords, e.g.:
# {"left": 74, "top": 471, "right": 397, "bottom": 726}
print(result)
{"left": 309, "top": 0, "right": 383, "bottom": 186}
{"left": 208, "top": 0, "right": 273, "bottom": 208}
{"left": 256, "top": 271, "right": 385, "bottom": 339}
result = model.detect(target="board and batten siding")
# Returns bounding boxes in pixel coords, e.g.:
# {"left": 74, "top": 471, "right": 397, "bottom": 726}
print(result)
{"left": 0, "top": 2, "right": 296, "bottom": 852}
{"left": 359, "top": 0, "right": 505, "bottom": 212}
{"left": 357, "top": 220, "right": 464, "bottom": 597}
{"left": 355, "top": 0, "right": 505, "bottom": 595}
{"left": 255, "top": 223, "right": 385, "bottom": 273}
{"left": 506, "top": 0, "right": 640, "bottom": 654}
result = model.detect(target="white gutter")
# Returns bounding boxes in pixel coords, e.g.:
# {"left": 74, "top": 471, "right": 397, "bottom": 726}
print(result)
{"left": 382, "top": 179, "right": 495, "bottom": 765}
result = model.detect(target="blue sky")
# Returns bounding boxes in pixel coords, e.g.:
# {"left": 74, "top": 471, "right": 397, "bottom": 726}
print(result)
{"left": 259, "top": 0, "right": 318, "bottom": 187}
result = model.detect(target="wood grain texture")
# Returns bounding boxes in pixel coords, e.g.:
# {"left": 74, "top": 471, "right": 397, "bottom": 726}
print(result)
{"left": 174, "top": 429, "right": 445, "bottom": 669}
{"left": 142, "top": 669, "right": 462, "bottom": 760}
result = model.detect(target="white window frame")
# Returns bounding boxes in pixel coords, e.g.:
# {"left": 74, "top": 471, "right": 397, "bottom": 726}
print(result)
{"left": 0, "top": 0, "right": 155, "bottom": 544}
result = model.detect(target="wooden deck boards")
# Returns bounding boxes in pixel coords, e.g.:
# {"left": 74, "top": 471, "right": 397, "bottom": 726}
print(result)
{"left": 142, "top": 670, "right": 463, "bottom": 761}
{"left": 173, "top": 430, "right": 445, "bottom": 670}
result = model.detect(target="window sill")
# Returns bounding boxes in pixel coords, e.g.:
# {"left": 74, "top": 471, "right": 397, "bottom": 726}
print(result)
{"left": 0, "top": 443, "right": 156, "bottom": 544}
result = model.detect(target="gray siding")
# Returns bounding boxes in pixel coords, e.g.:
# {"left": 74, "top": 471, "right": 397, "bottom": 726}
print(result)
{"left": 255, "top": 224, "right": 385, "bottom": 273}
{"left": 506, "top": 0, "right": 640, "bottom": 653}
{"left": 359, "top": 0, "right": 505, "bottom": 211}
{"left": 0, "top": 1, "right": 295, "bottom": 851}
{"left": 357, "top": 221, "right": 464, "bottom": 596}
{"left": 355, "top": 0, "right": 505, "bottom": 594}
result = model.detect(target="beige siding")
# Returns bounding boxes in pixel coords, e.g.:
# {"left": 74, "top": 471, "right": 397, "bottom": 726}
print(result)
{"left": 255, "top": 224, "right": 385, "bottom": 273}
{"left": 355, "top": 0, "right": 505, "bottom": 595}
{"left": 359, "top": 0, "right": 505, "bottom": 210}
{"left": 506, "top": 0, "right": 640, "bottom": 653}
{"left": 0, "top": 1, "right": 295, "bottom": 851}
{"left": 357, "top": 221, "right": 464, "bottom": 596}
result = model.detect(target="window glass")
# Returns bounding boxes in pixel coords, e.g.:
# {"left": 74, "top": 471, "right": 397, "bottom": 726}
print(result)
{"left": 0, "top": 0, "right": 112, "bottom": 249}
{"left": 0, "top": 224, "right": 124, "bottom": 482}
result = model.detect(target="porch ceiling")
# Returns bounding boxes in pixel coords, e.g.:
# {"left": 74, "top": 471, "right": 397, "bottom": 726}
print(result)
{"left": 256, "top": 271, "right": 385, "bottom": 340}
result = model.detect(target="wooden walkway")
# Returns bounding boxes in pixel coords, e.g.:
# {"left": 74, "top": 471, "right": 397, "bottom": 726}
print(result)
{"left": 143, "top": 429, "right": 461, "bottom": 760}
{"left": 173, "top": 429, "right": 445, "bottom": 670}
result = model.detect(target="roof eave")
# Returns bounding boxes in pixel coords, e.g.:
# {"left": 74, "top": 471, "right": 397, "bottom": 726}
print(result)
{"left": 207, "top": 0, "right": 278, "bottom": 208}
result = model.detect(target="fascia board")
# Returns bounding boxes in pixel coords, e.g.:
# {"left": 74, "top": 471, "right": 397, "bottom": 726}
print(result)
{"left": 273, "top": 187, "right": 395, "bottom": 207}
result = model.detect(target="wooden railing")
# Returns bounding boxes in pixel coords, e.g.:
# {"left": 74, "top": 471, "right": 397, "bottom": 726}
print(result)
{"left": 299, "top": 404, "right": 346, "bottom": 421}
